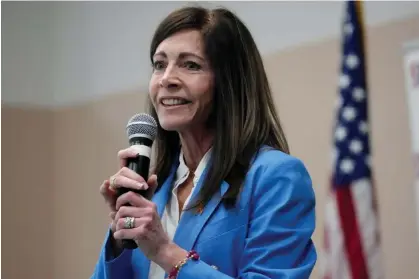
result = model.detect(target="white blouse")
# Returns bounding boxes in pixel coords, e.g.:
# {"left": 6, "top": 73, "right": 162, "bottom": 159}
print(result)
{"left": 148, "top": 148, "right": 212, "bottom": 279}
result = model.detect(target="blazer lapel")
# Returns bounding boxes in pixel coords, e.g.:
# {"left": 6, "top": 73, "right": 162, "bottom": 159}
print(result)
{"left": 173, "top": 165, "right": 231, "bottom": 251}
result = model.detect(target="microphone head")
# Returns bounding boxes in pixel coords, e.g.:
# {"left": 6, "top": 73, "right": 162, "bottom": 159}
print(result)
{"left": 126, "top": 113, "right": 158, "bottom": 141}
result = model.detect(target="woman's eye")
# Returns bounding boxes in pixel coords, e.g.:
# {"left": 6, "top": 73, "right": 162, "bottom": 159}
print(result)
{"left": 152, "top": 61, "right": 165, "bottom": 70}
{"left": 183, "top": 61, "right": 202, "bottom": 71}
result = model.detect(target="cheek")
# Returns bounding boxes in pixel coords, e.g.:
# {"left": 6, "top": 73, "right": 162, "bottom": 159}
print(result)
{"left": 189, "top": 76, "right": 213, "bottom": 103}
{"left": 198, "top": 82, "right": 213, "bottom": 107}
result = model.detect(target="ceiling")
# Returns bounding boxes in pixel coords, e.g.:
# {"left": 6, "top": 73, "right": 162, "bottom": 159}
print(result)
{"left": 3, "top": 1, "right": 419, "bottom": 107}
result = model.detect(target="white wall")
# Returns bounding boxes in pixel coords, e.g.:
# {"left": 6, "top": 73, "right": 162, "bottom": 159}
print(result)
{"left": 3, "top": 1, "right": 419, "bottom": 107}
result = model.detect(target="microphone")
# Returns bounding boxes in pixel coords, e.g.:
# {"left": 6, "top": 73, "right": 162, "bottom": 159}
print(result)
{"left": 116, "top": 113, "right": 158, "bottom": 250}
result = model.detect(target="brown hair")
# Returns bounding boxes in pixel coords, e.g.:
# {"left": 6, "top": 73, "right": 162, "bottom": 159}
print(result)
{"left": 148, "top": 6, "right": 289, "bottom": 209}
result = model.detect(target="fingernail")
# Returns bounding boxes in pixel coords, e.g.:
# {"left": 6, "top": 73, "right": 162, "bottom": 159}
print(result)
{"left": 137, "top": 182, "right": 148, "bottom": 189}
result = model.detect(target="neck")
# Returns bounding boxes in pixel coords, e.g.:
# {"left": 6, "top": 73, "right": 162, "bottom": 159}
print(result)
{"left": 178, "top": 127, "right": 213, "bottom": 171}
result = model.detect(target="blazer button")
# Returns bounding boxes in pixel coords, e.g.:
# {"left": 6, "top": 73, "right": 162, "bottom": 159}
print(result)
{"left": 211, "top": 265, "right": 218, "bottom": 270}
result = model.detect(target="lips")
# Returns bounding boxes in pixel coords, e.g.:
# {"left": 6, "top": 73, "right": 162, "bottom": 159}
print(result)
{"left": 160, "top": 98, "right": 191, "bottom": 106}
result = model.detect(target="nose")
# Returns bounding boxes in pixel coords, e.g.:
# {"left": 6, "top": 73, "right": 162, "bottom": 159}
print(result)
{"left": 159, "top": 65, "right": 181, "bottom": 89}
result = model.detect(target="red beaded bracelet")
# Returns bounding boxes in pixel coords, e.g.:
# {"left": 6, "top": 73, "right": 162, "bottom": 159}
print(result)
{"left": 166, "top": 250, "right": 200, "bottom": 279}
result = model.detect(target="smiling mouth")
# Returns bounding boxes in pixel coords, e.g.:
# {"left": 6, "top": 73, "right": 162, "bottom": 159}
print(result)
{"left": 161, "top": 98, "right": 191, "bottom": 106}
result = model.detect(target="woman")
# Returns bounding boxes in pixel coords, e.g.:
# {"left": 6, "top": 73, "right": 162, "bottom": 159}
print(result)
{"left": 92, "top": 5, "right": 317, "bottom": 279}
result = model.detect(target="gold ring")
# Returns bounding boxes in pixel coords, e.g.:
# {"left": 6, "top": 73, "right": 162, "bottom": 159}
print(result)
{"left": 110, "top": 176, "right": 117, "bottom": 190}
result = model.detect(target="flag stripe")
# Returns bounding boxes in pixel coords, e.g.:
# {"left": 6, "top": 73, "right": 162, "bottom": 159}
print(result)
{"left": 323, "top": 193, "right": 351, "bottom": 279}
{"left": 336, "top": 185, "right": 369, "bottom": 279}
{"left": 351, "top": 179, "right": 383, "bottom": 279}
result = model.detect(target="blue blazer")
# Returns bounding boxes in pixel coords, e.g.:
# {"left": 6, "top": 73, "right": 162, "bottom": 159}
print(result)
{"left": 91, "top": 147, "right": 317, "bottom": 278}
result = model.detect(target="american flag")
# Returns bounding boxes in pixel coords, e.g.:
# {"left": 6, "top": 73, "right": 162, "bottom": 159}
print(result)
{"left": 320, "top": 1, "right": 383, "bottom": 279}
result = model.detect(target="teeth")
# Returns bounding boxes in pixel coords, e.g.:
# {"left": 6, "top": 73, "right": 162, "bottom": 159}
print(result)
{"left": 162, "top": 98, "right": 188, "bottom": 106}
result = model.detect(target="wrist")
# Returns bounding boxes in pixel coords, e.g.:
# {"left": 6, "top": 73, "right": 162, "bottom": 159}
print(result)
{"left": 154, "top": 242, "right": 188, "bottom": 273}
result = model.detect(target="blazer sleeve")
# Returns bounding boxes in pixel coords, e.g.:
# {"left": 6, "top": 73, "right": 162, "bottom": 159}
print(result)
{"left": 177, "top": 156, "right": 317, "bottom": 279}
{"left": 90, "top": 229, "right": 135, "bottom": 279}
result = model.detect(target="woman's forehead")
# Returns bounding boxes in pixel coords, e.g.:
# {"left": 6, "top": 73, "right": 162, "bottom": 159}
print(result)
{"left": 155, "top": 30, "right": 204, "bottom": 56}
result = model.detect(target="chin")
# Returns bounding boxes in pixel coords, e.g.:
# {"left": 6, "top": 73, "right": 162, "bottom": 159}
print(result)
{"left": 158, "top": 117, "right": 191, "bottom": 132}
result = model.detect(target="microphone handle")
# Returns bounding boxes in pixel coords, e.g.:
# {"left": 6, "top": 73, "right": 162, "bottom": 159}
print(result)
{"left": 117, "top": 152, "right": 151, "bottom": 250}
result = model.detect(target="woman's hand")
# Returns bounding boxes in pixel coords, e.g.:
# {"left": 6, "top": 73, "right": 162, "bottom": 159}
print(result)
{"left": 107, "top": 146, "right": 188, "bottom": 271}
{"left": 113, "top": 180, "right": 166, "bottom": 258}
{"left": 100, "top": 146, "right": 187, "bottom": 270}
{"left": 113, "top": 187, "right": 188, "bottom": 272}
{"left": 99, "top": 147, "right": 151, "bottom": 234}
{"left": 99, "top": 179, "right": 118, "bottom": 233}
{"left": 99, "top": 146, "right": 155, "bottom": 255}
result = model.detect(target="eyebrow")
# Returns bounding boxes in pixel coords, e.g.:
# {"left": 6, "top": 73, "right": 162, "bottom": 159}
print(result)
{"left": 153, "top": 51, "right": 205, "bottom": 62}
